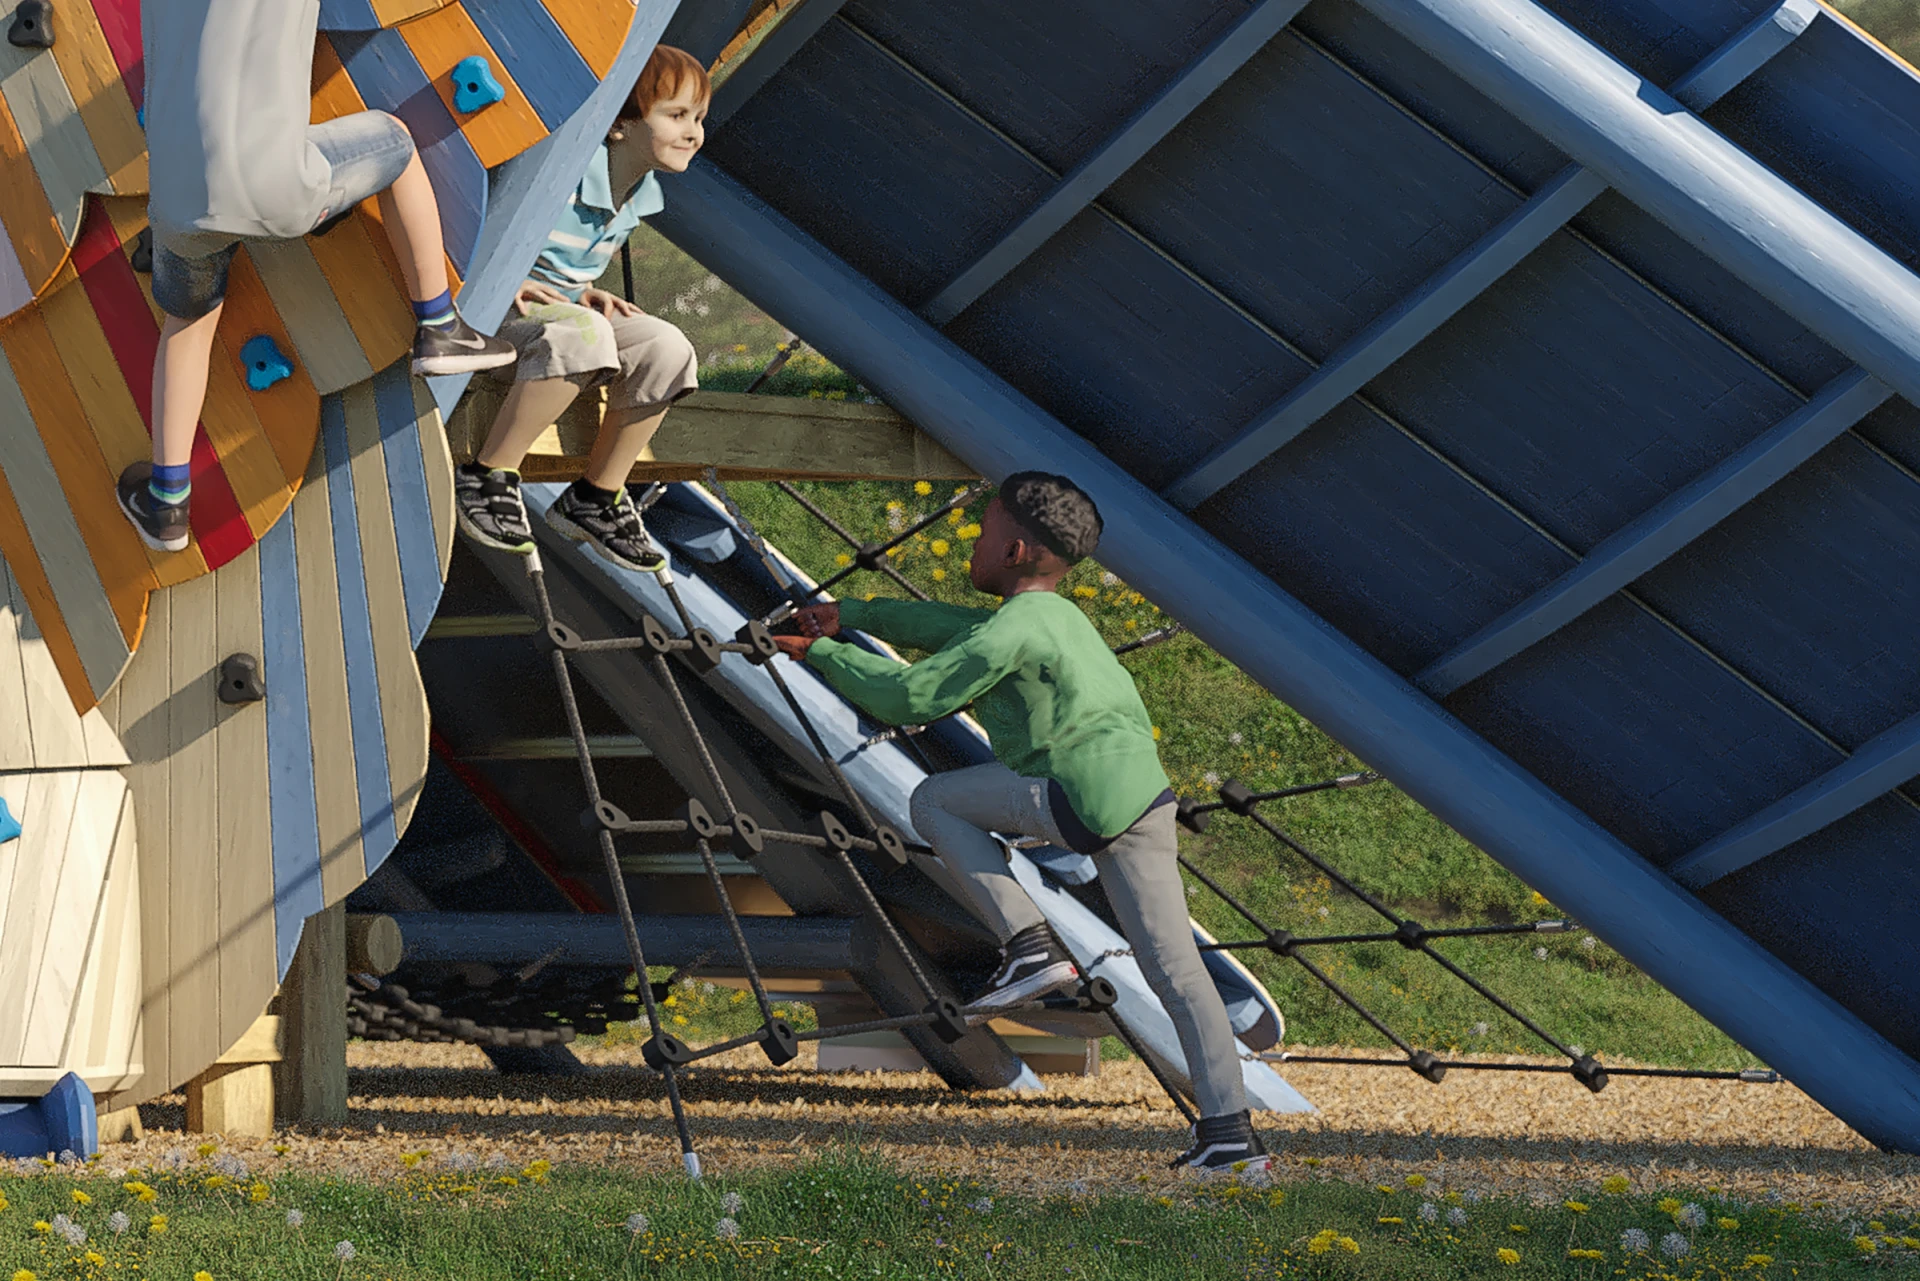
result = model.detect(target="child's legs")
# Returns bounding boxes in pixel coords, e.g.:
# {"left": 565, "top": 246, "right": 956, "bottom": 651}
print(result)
{"left": 149, "top": 233, "right": 238, "bottom": 468}
{"left": 476, "top": 303, "right": 618, "bottom": 471}
{"left": 1095, "top": 804, "right": 1248, "bottom": 1119}
{"left": 583, "top": 312, "right": 699, "bottom": 490}
{"left": 908, "top": 763, "right": 1060, "bottom": 941}
{"left": 307, "top": 112, "right": 440, "bottom": 301}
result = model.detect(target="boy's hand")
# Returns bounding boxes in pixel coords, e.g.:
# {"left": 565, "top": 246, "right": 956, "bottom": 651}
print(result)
{"left": 793, "top": 602, "right": 841, "bottom": 639}
{"left": 772, "top": 634, "right": 816, "bottom": 660}
{"left": 582, "top": 288, "right": 644, "bottom": 319}
{"left": 514, "top": 281, "right": 571, "bottom": 315}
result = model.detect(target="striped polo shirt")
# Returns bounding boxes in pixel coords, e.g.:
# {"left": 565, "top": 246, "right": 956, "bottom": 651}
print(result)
{"left": 527, "top": 143, "right": 664, "bottom": 300}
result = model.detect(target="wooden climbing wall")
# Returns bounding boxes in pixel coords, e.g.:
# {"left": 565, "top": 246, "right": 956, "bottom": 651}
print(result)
{"left": 0, "top": 557, "right": 144, "bottom": 1100}
{"left": 93, "top": 358, "right": 453, "bottom": 1109}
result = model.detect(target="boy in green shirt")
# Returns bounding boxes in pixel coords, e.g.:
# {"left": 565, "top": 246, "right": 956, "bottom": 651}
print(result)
{"left": 774, "top": 473, "right": 1269, "bottom": 1173}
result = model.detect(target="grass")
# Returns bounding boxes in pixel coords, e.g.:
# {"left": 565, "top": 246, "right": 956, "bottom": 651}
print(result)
{"left": 5, "top": 1149, "right": 1916, "bottom": 1280}
{"left": 705, "top": 479, "right": 1758, "bottom": 1071}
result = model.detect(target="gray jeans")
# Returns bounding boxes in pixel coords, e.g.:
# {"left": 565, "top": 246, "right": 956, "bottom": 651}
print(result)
{"left": 909, "top": 762, "right": 1248, "bottom": 1117}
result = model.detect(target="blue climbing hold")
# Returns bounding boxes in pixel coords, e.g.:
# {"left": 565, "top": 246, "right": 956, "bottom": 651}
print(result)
{"left": 0, "top": 796, "right": 17, "bottom": 845}
{"left": 240, "top": 335, "right": 293, "bottom": 392}
{"left": 0, "top": 1073, "right": 98, "bottom": 1160}
{"left": 451, "top": 55, "right": 505, "bottom": 114}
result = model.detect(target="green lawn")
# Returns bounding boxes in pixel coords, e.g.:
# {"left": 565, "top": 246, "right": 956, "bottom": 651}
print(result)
{"left": 5, "top": 1150, "right": 1915, "bottom": 1280}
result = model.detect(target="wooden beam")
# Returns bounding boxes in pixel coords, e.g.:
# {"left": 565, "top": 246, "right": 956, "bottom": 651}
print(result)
{"left": 185, "top": 1064, "right": 274, "bottom": 1137}
{"left": 1163, "top": 0, "right": 1823, "bottom": 510}
{"left": 272, "top": 904, "right": 347, "bottom": 1127}
{"left": 707, "top": 0, "right": 851, "bottom": 126}
{"left": 345, "top": 914, "right": 404, "bottom": 976}
{"left": 445, "top": 386, "right": 979, "bottom": 482}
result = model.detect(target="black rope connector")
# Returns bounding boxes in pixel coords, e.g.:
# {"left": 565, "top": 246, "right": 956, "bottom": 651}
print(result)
{"left": 819, "top": 810, "right": 855, "bottom": 852}
{"left": 736, "top": 620, "right": 779, "bottom": 666}
{"left": 873, "top": 825, "right": 908, "bottom": 869}
{"left": 1077, "top": 976, "right": 1118, "bottom": 1013}
{"left": 544, "top": 620, "right": 582, "bottom": 652}
{"left": 1176, "top": 795, "right": 1211, "bottom": 834}
{"left": 1394, "top": 919, "right": 1427, "bottom": 949}
{"left": 687, "top": 627, "right": 725, "bottom": 674}
{"left": 1218, "top": 779, "right": 1259, "bottom": 817}
{"left": 642, "top": 613, "right": 676, "bottom": 656}
{"left": 684, "top": 797, "right": 718, "bottom": 840}
{"left": 926, "top": 997, "right": 969, "bottom": 1044}
{"left": 759, "top": 1017, "right": 799, "bottom": 1066}
{"left": 1408, "top": 1049, "right": 1447, "bottom": 1083}
{"left": 1572, "top": 1055, "right": 1609, "bottom": 1094}
{"left": 1265, "top": 928, "right": 1297, "bottom": 957}
{"left": 854, "top": 542, "right": 888, "bottom": 572}
{"left": 583, "top": 799, "right": 630, "bottom": 832}
{"left": 642, "top": 1032, "right": 694, "bottom": 1071}
{"left": 728, "top": 811, "right": 764, "bottom": 859}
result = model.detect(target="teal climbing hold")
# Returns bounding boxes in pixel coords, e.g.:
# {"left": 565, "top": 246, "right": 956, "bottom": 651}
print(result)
{"left": 240, "top": 335, "right": 293, "bottom": 392}
{"left": 0, "top": 796, "right": 18, "bottom": 845}
{"left": 451, "top": 55, "right": 505, "bottom": 114}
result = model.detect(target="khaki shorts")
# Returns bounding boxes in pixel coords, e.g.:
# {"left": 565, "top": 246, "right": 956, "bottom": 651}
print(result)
{"left": 493, "top": 301, "right": 699, "bottom": 414}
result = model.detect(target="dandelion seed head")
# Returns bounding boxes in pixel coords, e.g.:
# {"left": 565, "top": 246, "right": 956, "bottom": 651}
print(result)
{"left": 1470, "top": 1021, "right": 1489, "bottom": 1038}
{"left": 720, "top": 1191, "right": 743, "bottom": 1215}
{"left": 1581, "top": 935, "right": 1596, "bottom": 951}
{"left": 970, "top": 1197, "right": 993, "bottom": 1214}
{"left": 1533, "top": 946, "right": 1548, "bottom": 960}
{"left": 626, "top": 1212, "right": 649, "bottom": 1235}
{"left": 1067, "top": 1180, "right": 1090, "bottom": 1197}
{"left": 1620, "top": 1228, "right": 1651, "bottom": 1252}
{"left": 1660, "top": 1232, "right": 1691, "bottom": 1258}
{"left": 56, "top": 1150, "right": 76, "bottom": 1166}
{"left": 1418, "top": 1202, "right": 1438, "bottom": 1223}
{"left": 1677, "top": 1203, "right": 1706, "bottom": 1228}
{"left": 212, "top": 1153, "right": 249, "bottom": 1180}
{"left": 1229, "top": 731, "right": 1244, "bottom": 746}
{"left": 1447, "top": 1207, "right": 1468, "bottom": 1227}
{"left": 286, "top": 1209, "right": 304, "bottom": 1228}
{"left": 108, "top": 1211, "right": 130, "bottom": 1235}
{"left": 714, "top": 1217, "right": 740, "bottom": 1240}
{"left": 333, "top": 1240, "right": 356, "bottom": 1261}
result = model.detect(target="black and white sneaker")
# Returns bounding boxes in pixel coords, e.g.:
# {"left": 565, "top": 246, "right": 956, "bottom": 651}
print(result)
{"left": 1173, "top": 1110, "right": 1271, "bottom": 1175}
{"left": 544, "top": 483, "right": 667, "bottom": 573}
{"left": 453, "top": 463, "right": 535, "bottom": 555}
{"left": 115, "top": 462, "right": 190, "bottom": 553}
{"left": 411, "top": 312, "right": 517, "bottom": 376}
{"left": 970, "top": 923, "right": 1079, "bottom": 1011}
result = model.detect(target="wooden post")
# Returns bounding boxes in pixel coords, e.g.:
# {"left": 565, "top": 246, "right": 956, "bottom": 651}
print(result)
{"left": 273, "top": 903, "right": 347, "bottom": 1127}
{"left": 183, "top": 1013, "right": 282, "bottom": 1137}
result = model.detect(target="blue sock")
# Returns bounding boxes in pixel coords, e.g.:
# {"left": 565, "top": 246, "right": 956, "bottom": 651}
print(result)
{"left": 149, "top": 462, "right": 191, "bottom": 506}
{"left": 413, "top": 290, "right": 456, "bottom": 327}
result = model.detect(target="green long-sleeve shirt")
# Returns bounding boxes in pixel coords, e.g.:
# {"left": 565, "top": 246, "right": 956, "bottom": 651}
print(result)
{"left": 805, "top": 592, "right": 1171, "bottom": 838}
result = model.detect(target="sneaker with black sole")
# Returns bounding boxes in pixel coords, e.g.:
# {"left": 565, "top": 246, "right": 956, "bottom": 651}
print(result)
{"left": 969, "top": 923, "right": 1079, "bottom": 1011}
{"left": 411, "top": 311, "right": 517, "bottom": 377}
{"left": 453, "top": 463, "right": 536, "bottom": 555}
{"left": 115, "top": 461, "right": 190, "bottom": 553}
{"left": 544, "top": 483, "right": 667, "bottom": 573}
{"left": 1173, "top": 1109, "right": 1272, "bottom": 1175}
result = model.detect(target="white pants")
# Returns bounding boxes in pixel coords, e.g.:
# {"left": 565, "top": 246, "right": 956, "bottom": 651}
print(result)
{"left": 909, "top": 763, "right": 1248, "bottom": 1117}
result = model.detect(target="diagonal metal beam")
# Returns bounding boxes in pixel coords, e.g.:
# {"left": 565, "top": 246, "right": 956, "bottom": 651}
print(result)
{"left": 708, "top": 0, "right": 853, "bottom": 126}
{"left": 1162, "top": 0, "right": 1822, "bottom": 510}
{"left": 1416, "top": 366, "right": 1891, "bottom": 697}
{"left": 1671, "top": 710, "right": 1920, "bottom": 889}
{"left": 919, "top": 0, "right": 1310, "bottom": 326}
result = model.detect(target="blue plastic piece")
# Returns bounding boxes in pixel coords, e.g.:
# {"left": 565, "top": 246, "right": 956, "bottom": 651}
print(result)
{"left": 0, "top": 1073, "right": 98, "bottom": 1159}
{"left": 450, "top": 55, "right": 505, "bottom": 114}
{"left": 239, "top": 335, "right": 293, "bottom": 392}
{"left": 0, "top": 796, "right": 17, "bottom": 845}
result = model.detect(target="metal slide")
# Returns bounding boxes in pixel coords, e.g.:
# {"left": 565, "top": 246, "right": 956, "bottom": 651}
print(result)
{"left": 645, "top": 0, "right": 1920, "bottom": 1150}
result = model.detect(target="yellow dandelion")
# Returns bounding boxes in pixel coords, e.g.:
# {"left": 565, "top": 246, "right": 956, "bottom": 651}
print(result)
{"left": 1337, "top": 1237, "right": 1358, "bottom": 1254}
{"left": 1404, "top": 1174, "right": 1426, "bottom": 1189}
{"left": 931, "top": 568, "right": 946, "bottom": 581}
{"left": 1563, "top": 1200, "right": 1588, "bottom": 1213}
{"left": 203, "top": 1174, "right": 228, "bottom": 1189}
{"left": 930, "top": 538, "right": 949, "bottom": 556}
{"left": 273, "top": 1144, "right": 290, "bottom": 1155}
{"left": 524, "top": 1160, "right": 552, "bottom": 1183}
{"left": 196, "top": 1142, "right": 217, "bottom": 1158}
{"left": 662, "top": 994, "right": 677, "bottom": 1007}
{"left": 1601, "top": 1176, "right": 1629, "bottom": 1195}
{"left": 401, "top": 1153, "right": 424, "bottom": 1168}
{"left": 671, "top": 1014, "right": 688, "bottom": 1025}
{"left": 31, "top": 1221, "right": 50, "bottom": 1234}
{"left": 149, "top": 1214, "right": 168, "bottom": 1234}
{"left": 1719, "top": 1217, "right": 1739, "bottom": 1230}
{"left": 1568, "top": 1248, "right": 1605, "bottom": 1260}
{"left": 1530, "top": 891, "right": 1549, "bottom": 906}
{"left": 13, "top": 1270, "right": 35, "bottom": 1281}
{"left": 733, "top": 344, "right": 747, "bottom": 353}
{"left": 886, "top": 500, "right": 903, "bottom": 511}
{"left": 1267, "top": 1190, "right": 1286, "bottom": 1206}
{"left": 497, "top": 1176, "right": 519, "bottom": 1187}
{"left": 1154, "top": 1196, "right": 1173, "bottom": 1207}
{"left": 70, "top": 1190, "right": 92, "bottom": 1205}
{"left": 1855, "top": 1236, "right": 1877, "bottom": 1253}
{"left": 1868, "top": 1221, "right": 1886, "bottom": 1232}
{"left": 1072, "top": 586, "right": 1097, "bottom": 598}
{"left": 1378, "top": 1216, "right": 1403, "bottom": 1225}
{"left": 195, "top": 1272, "right": 214, "bottom": 1281}
{"left": 834, "top": 552, "right": 852, "bottom": 566}
{"left": 249, "top": 1182, "right": 270, "bottom": 1203}
{"left": 84, "top": 1253, "right": 104, "bottom": 1267}
{"left": 0, "top": 1194, "right": 7, "bottom": 1210}
{"left": 1496, "top": 1247, "right": 1520, "bottom": 1265}
{"left": 1376, "top": 1185, "right": 1395, "bottom": 1195}
{"left": 1657, "top": 1198, "right": 1681, "bottom": 1215}
{"left": 1302, "top": 1157, "right": 1323, "bottom": 1168}
{"left": 1508, "top": 1223, "right": 1529, "bottom": 1234}
{"left": 1150, "top": 726, "right": 1161, "bottom": 740}
{"left": 914, "top": 481, "right": 933, "bottom": 496}
{"left": 1307, "top": 1235, "right": 1332, "bottom": 1256}
{"left": 958, "top": 523, "right": 981, "bottom": 539}
{"left": 1744, "top": 1255, "right": 1774, "bottom": 1268}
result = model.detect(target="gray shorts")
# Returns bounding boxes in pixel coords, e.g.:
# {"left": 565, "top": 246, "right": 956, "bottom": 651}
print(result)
{"left": 492, "top": 302, "right": 699, "bottom": 413}
{"left": 151, "top": 111, "right": 417, "bottom": 320}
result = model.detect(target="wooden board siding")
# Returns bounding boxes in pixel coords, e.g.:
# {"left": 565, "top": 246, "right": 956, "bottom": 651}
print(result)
{"left": 105, "top": 358, "right": 443, "bottom": 1107}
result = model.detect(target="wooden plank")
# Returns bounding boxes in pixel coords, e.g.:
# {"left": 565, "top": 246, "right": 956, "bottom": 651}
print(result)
{"left": 164, "top": 570, "right": 219, "bottom": 1089}
{"left": 213, "top": 542, "right": 274, "bottom": 1050}
{"left": 319, "top": 0, "right": 382, "bottom": 30}
{"left": 272, "top": 904, "right": 345, "bottom": 1124}
{"left": 217, "top": 248, "right": 326, "bottom": 490}
{"left": 539, "top": 0, "right": 632, "bottom": 80}
{"left": 0, "top": 560, "right": 36, "bottom": 769}
{"left": 0, "top": 467, "right": 92, "bottom": 710}
{"left": 0, "top": 71, "right": 67, "bottom": 292}
{"left": 19, "top": 769, "right": 118, "bottom": 1065}
{"left": 302, "top": 205, "right": 416, "bottom": 377}
{"left": 0, "top": 219, "right": 35, "bottom": 319}
{"left": 0, "top": 4, "right": 107, "bottom": 242}
{"left": 414, "top": 373, "right": 454, "bottom": 587}
{"left": 114, "top": 576, "right": 169, "bottom": 1106}
{"left": 369, "top": 362, "right": 444, "bottom": 645}
{"left": 370, "top": 0, "right": 448, "bottom": 26}
{"left": 395, "top": 3, "right": 547, "bottom": 170}
{"left": 340, "top": 381, "right": 427, "bottom": 853}
{"left": 310, "top": 38, "right": 415, "bottom": 303}
{"left": 709, "top": 0, "right": 848, "bottom": 126}
{"left": 459, "top": 0, "right": 597, "bottom": 128}
{"left": 48, "top": 0, "right": 146, "bottom": 195}
{"left": 213, "top": 1012, "right": 283, "bottom": 1066}
{"left": 185, "top": 1061, "right": 273, "bottom": 1135}
{"left": 99, "top": 199, "right": 294, "bottom": 543}
{"left": 84, "top": 0, "right": 142, "bottom": 109}
{"left": 0, "top": 773, "right": 28, "bottom": 988}
{"left": 0, "top": 340, "right": 130, "bottom": 697}
{"left": 0, "top": 769, "right": 79, "bottom": 1063}
{"left": 287, "top": 449, "right": 366, "bottom": 907}
{"left": 72, "top": 785, "right": 141, "bottom": 1091}
{"left": 2, "top": 302, "right": 155, "bottom": 646}
{"left": 243, "top": 236, "right": 376, "bottom": 396}
{"left": 5, "top": 555, "right": 95, "bottom": 769}
{"left": 255, "top": 514, "right": 323, "bottom": 982}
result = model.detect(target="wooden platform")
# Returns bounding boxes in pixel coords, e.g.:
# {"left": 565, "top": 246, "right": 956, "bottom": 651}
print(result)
{"left": 92, "top": 359, "right": 452, "bottom": 1109}
{"left": 445, "top": 384, "right": 981, "bottom": 482}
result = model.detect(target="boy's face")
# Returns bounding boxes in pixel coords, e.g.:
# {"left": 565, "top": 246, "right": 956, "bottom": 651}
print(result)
{"left": 968, "top": 498, "right": 1027, "bottom": 593}
{"left": 643, "top": 84, "right": 708, "bottom": 173}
